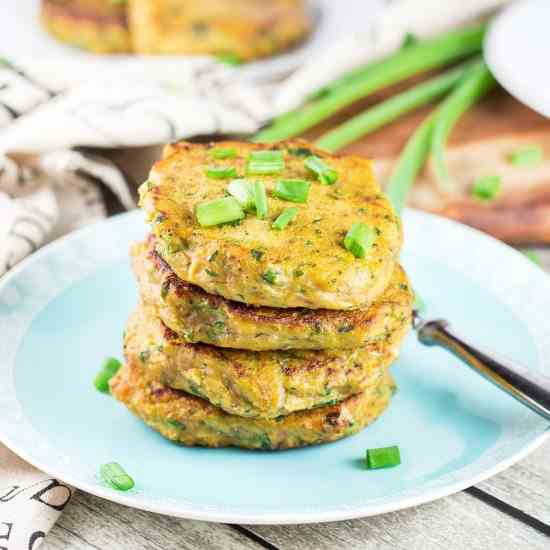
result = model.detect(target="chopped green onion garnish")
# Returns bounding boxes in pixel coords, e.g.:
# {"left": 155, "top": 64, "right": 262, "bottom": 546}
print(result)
{"left": 344, "top": 223, "right": 376, "bottom": 258}
{"left": 401, "top": 32, "right": 418, "bottom": 49}
{"left": 471, "top": 175, "right": 501, "bottom": 201}
{"left": 262, "top": 269, "right": 277, "bottom": 284}
{"left": 365, "top": 446, "right": 401, "bottom": 469}
{"left": 100, "top": 462, "right": 135, "bottom": 491}
{"left": 247, "top": 151, "right": 284, "bottom": 175}
{"left": 304, "top": 156, "right": 338, "bottom": 185}
{"left": 509, "top": 146, "right": 543, "bottom": 167}
{"left": 94, "top": 357, "right": 122, "bottom": 393}
{"left": 196, "top": 197, "right": 244, "bottom": 227}
{"left": 205, "top": 165, "right": 237, "bottom": 179}
{"left": 272, "top": 207, "right": 299, "bottom": 230}
{"left": 217, "top": 53, "right": 243, "bottom": 66}
{"left": 249, "top": 150, "right": 284, "bottom": 162}
{"left": 522, "top": 249, "right": 541, "bottom": 266}
{"left": 247, "top": 161, "right": 284, "bottom": 175}
{"left": 211, "top": 147, "right": 237, "bottom": 160}
{"left": 273, "top": 180, "right": 310, "bottom": 203}
{"left": 227, "top": 179, "right": 255, "bottom": 210}
{"left": 253, "top": 181, "right": 268, "bottom": 219}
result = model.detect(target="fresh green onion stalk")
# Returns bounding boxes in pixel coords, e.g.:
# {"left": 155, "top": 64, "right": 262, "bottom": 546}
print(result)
{"left": 254, "top": 24, "right": 486, "bottom": 142}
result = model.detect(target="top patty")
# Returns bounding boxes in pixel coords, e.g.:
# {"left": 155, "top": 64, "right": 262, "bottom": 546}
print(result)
{"left": 140, "top": 140, "right": 402, "bottom": 309}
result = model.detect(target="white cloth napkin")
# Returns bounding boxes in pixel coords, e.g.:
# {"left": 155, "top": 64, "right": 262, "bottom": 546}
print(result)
{"left": 0, "top": 1, "right": 511, "bottom": 547}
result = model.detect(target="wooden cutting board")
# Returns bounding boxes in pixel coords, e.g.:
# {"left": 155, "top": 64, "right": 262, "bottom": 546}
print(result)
{"left": 304, "top": 78, "right": 550, "bottom": 245}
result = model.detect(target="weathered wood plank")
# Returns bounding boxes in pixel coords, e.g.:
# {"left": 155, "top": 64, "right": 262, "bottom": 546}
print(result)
{"left": 42, "top": 491, "right": 263, "bottom": 550}
{"left": 246, "top": 491, "right": 549, "bottom": 550}
{"left": 475, "top": 435, "right": 550, "bottom": 525}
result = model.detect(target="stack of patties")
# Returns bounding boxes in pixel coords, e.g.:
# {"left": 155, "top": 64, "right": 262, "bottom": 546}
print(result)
{"left": 110, "top": 140, "right": 413, "bottom": 450}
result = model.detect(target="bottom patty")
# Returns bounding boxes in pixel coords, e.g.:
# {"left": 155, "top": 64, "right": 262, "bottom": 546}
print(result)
{"left": 110, "top": 359, "right": 395, "bottom": 450}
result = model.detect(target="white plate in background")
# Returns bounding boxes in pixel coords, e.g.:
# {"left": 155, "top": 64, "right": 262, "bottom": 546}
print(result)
{"left": 485, "top": 0, "right": 550, "bottom": 118}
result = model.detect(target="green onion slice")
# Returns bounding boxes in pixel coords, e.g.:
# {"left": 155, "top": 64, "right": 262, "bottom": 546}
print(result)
{"left": 94, "top": 357, "right": 122, "bottom": 393}
{"left": 262, "top": 269, "right": 277, "bottom": 284}
{"left": 247, "top": 160, "right": 284, "bottom": 175}
{"left": 522, "top": 249, "right": 541, "bottom": 266}
{"left": 253, "top": 181, "right": 269, "bottom": 219}
{"left": 304, "top": 156, "right": 338, "bottom": 185}
{"left": 471, "top": 175, "right": 501, "bottom": 201}
{"left": 344, "top": 223, "right": 376, "bottom": 258}
{"left": 100, "top": 462, "right": 135, "bottom": 491}
{"left": 249, "top": 150, "right": 284, "bottom": 162}
{"left": 196, "top": 197, "right": 244, "bottom": 227}
{"left": 211, "top": 147, "right": 237, "bottom": 159}
{"left": 509, "top": 146, "right": 543, "bottom": 167}
{"left": 273, "top": 180, "right": 310, "bottom": 203}
{"left": 227, "top": 179, "right": 255, "bottom": 210}
{"left": 272, "top": 207, "right": 299, "bottom": 230}
{"left": 365, "top": 446, "right": 401, "bottom": 469}
{"left": 205, "top": 165, "right": 237, "bottom": 179}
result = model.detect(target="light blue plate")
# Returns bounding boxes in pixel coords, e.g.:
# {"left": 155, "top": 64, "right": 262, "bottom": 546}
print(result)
{"left": 0, "top": 209, "right": 549, "bottom": 524}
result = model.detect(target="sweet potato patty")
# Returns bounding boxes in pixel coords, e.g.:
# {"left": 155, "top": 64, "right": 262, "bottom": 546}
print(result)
{"left": 132, "top": 239, "right": 413, "bottom": 350}
{"left": 128, "top": 0, "right": 312, "bottom": 60}
{"left": 140, "top": 140, "right": 402, "bottom": 309}
{"left": 124, "top": 305, "right": 406, "bottom": 419}
{"left": 110, "top": 359, "right": 395, "bottom": 450}
{"left": 41, "top": 0, "right": 132, "bottom": 53}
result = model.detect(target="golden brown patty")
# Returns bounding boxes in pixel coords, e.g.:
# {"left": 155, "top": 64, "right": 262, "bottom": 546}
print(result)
{"left": 140, "top": 140, "right": 402, "bottom": 310}
{"left": 41, "top": 0, "right": 131, "bottom": 54}
{"left": 128, "top": 0, "right": 312, "bottom": 61}
{"left": 110, "top": 359, "right": 395, "bottom": 450}
{"left": 132, "top": 239, "right": 413, "bottom": 351}
{"left": 124, "top": 305, "right": 407, "bottom": 418}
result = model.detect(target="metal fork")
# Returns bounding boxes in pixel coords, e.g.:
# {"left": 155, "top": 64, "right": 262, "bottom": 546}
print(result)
{"left": 413, "top": 310, "right": 550, "bottom": 422}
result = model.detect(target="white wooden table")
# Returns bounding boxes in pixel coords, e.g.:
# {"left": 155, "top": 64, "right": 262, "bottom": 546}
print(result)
{"left": 42, "top": 249, "right": 550, "bottom": 550}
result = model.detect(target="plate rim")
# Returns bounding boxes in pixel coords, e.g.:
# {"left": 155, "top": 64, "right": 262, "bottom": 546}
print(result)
{"left": 0, "top": 208, "right": 549, "bottom": 524}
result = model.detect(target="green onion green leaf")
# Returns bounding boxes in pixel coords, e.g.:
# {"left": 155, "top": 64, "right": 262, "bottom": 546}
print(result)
{"left": 365, "top": 446, "right": 401, "bottom": 469}
{"left": 211, "top": 147, "right": 237, "bottom": 160}
{"left": 217, "top": 52, "right": 243, "bottom": 66}
{"left": 304, "top": 156, "right": 338, "bottom": 185}
{"left": 196, "top": 197, "right": 244, "bottom": 227}
{"left": 100, "top": 462, "right": 135, "bottom": 491}
{"left": 471, "top": 175, "right": 501, "bottom": 201}
{"left": 247, "top": 160, "right": 284, "bottom": 175}
{"left": 272, "top": 207, "right": 299, "bottom": 230}
{"left": 430, "top": 59, "right": 496, "bottom": 191}
{"left": 94, "top": 357, "right": 122, "bottom": 393}
{"left": 509, "top": 146, "right": 543, "bottom": 167}
{"left": 273, "top": 180, "right": 310, "bottom": 203}
{"left": 344, "top": 223, "right": 376, "bottom": 258}
{"left": 205, "top": 165, "right": 237, "bottom": 179}
{"left": 253, "top": 181, "right": 269, "bottom": 219}
{"left": 227, "top": 179, "right": 255, "bottom": 210}
{"left": 253, "top": 24, "right": 486, "bottom": 142}
{"left": 249, "top": 150, "right": 284, "bottom": 162}
{"left": 262, "top": 269, "right": 277, "bottom": 284}
{"left": 521, "top": 249, "right": 541, "bottom": 267}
